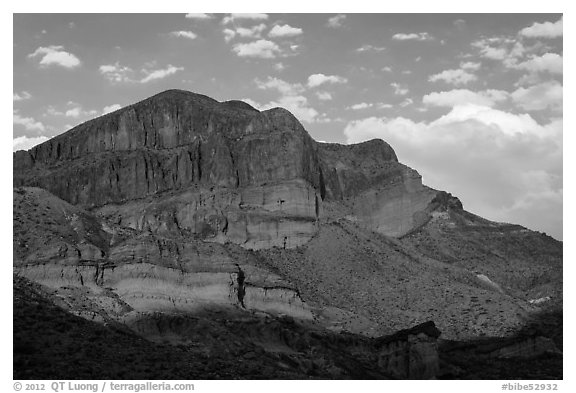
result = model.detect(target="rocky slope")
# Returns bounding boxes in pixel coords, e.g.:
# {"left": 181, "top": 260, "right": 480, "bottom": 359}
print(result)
{"left": 13, "top": 89, "right": 562, "bottom": 379}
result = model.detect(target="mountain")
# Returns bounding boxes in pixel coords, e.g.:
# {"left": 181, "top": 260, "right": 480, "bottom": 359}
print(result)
{"left": 13, "top": 89, "right": 562, "bottom": 379}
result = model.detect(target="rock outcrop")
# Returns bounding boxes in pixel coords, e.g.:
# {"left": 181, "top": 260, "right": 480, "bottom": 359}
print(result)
{"left": 13, "top": 187, "right": 315, "bottom": 323}
{"left": 14, "top": 89, "right": 435, "bottom": 244}
{"left": 375, "top": 321, "right": 441, "bottom": 379}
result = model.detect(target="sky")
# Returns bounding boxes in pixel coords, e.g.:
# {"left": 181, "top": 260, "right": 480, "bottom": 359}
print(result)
{"left": 12, "top": 13, "right": 563, "bottom": 240}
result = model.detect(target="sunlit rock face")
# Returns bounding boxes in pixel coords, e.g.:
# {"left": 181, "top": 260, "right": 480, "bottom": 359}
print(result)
{"left": 317, "top": 140, "right": 436, "bottom": 237}
{"left": 14, "top": 89, "right": 435, "bottom": 250}
{"left": 12, "top": 186, "right": 314, "bottom": 322}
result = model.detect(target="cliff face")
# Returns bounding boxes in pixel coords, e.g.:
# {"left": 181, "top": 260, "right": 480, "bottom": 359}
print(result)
{"left": 14, "top": 89, "right": 436, "bottom": 243}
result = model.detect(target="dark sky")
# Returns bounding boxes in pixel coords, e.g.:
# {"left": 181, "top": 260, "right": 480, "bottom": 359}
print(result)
{"left": 12, "top": 13, "right": 563, "bottom": 239}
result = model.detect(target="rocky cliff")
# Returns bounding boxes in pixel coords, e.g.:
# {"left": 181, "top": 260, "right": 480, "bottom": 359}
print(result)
{"left": 14, "top": 89, "right": 436, "bottom": 245}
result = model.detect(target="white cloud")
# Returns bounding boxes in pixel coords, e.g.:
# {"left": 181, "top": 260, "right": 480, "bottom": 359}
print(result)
{"left": 223, "top": 13, "right": 268, "bottom": 24}
{"left": 65, "top": 106, "right": 97, "bottom": 118}
{"left": 223, "top": 29, "right": 237, "bottom": 42}
{"left": 13, "top": 112, "right": 46, "bottom": 133}
{"left": 274, "top": 62, "right": 286, "bottom": 72}
{"left": 255, "top": 77, "right": 318, "bottom": 123}
{"left": 343, "top": 107, "right": 562, "bottom": 239}
{"left": 232, "top": 40, "right": 281, "bottom": 59}
{"left": 392, "top": 32, "right": 432, "bottom": 41}
{"left": 327, "top": 14, "right": 346, "bottom": 28}
{"left": 428, "top": 69, "right": 478, "bottom": 85}
{"left": 511, "top": 81, "right": 562, "bottom": 111}
{"left": 316, "top": 91, "right": 333, "bottom": 101}
{"left": 234, "top": 24, "right": 267, "bottom": 39}
{"left": 13, "top": 91, "right": 32, "bottom": 101}
{"left": 520, "top": 17, "right": 563, "bottom": 38}
{"left": 140, "top": 65, "right": 184, "bottom": 83}
{"left": 454, "top": 19, "right": 467, "bottom": 29}
{"left": 348, "top": 102, "right": 392, "bottom": 110}
{"left": 349, "top": 103, "right": 373, "bottom": 110}
{"left": 99, "top": 62, "right": 133, "bottom": 82}
{"left": 185, "top": 13, "right": 213, "bottom": 20}
{"left": 269, "top": 24, "right": 303, "bottom": 38}
{"left": 28, "top": 45, "right": 81, "bottom": 68}
{"left": 307, "top": 73, "right": 347, "bottom": 88}
{"left": 382, "top": 66, "right": 393, "bottom": 72}
{"left": 13, "top": 136, "right": 49, "bottom": 152}
{"left": 356, "top": 45, "right": 386, "bottom": 53}
{"left": 269, "top": 95, "right": 318, "bottom": 123}
{"left": 170, "top": 31, "right": 197, "bottom": 40}
{"left": 64, "top": 107, "right": 81, "bottom": 118}
{"left": 423, "top": 89, "right": 509, "bottom": 108}
{"left": 400, "top": 98, "right": 414, "bottom": 107}
{"left": 102, "top": 104, "right": 122, "bottom": 114}
{"left": 471, "top": 37, "right": 515, "bottom": 60}
{"left": 460, "top": 61, "right": 481, "bottom": 71}
{"left": 256, "top": 77, "right": 304, "bottom": 96}
{"left": 390, "top": 82, "right": 409, "bottom": 95}
{"left": 516, "top": 53, "right": 563, "bottom": 75}
{"left": 45, "top": 106, "right": 64, "bottom": 116}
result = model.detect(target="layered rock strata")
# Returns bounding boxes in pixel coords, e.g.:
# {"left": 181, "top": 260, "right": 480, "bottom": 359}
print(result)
{"left": 14, "top": 90, "right": 436, "bottom": 244}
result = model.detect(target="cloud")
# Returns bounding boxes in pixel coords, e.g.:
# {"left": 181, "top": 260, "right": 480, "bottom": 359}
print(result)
{"left": 454, "top": 19, "right": 467, "bottom": 29}
{"left": 185, "top": 13, "right": 213, "bottom": 20}
{"left": 349, "top": 103, "right": 373, "bottom": 110}
{"left": 327, "top": 14, "right": 346, "bottom": 28}
{"left": 269, "top": 95, "right": 319, "bottom": 123}
{"left": 460, "top": 61, "right": 481, "bottom": 71}
{"left": 233, "top": 24, "right": 267, "bottom": 39}
{"left": 223, "top": 29, "right": 237, "bottom": 42}
{"left": 255, "top": 77, "right": 318, "bottom": 123}
{"left": 103, "top": 104, "right": 122, "bottom": 114}
{"left": 356, "top": 44, "right": 386, "bottom": 53}
{"left": 170, "top": 31, "right": 197, "bottom": 40}
{"left": 316, "top": 91, "right": 333, "bottom": 101}
{"left": 99, "top": 62, "right": 134, "bottom": 82}
{"left": 274, "top": 62, "right": 286, "bottom": 72}
{"left": 348, "top": 102, "right": 392, "bottom": 110}
{"left": 423, "top": 89, "right": 509, "bottom": 108}
{"left": 392, "top": 32, "right": 432, "bottom": 41}
{"left": 65, "top": 106, "right": 97, "bottom": 118}
{"left": 256, "top": 76, "right": 304, "bottom": 96}
{"left": 307, "top": 73, "right": 347, "bottom": 88}
{"left": 232, "top": 40, "right": 281, "bottom": 59}
{"left": 519, "top": 17, "right": 563, "bottom": 38}
{"left": 13, "top": 136, "right": 49, "bottom": 152}
{"left": 343, "top": 106, "right": 562, "bottom": 239}
{"left": 64, "top": 108, "right": 81, "bottom": 118}
{"left": 140, "top": 65, "right": 184, "bottom": 83}
{"left": 511, "top": 81, "right": 562, "bottom": 111}
{"left": 516, "top": 53, "right": 563, "bottom": 75}
{"left": 390, "top": 83, "right": 409, "bottom": 95}
{"left": 428, "top": 68, "right": 478, "bottom": 85}
{"left": 13, "top": 91, "right": 32, "bottom": 101}
{"left": 13, "top": 112, "right": 45, "bottom": 133}
{"left": 269, "top": 24, "right": 303, "bottom": 38}
{"left": 400, "top": 98, "right": 414, "bottom": 107}
{"left": 28, "top": 45, "right": 81, "bottom": 68}
{"left": 471, "top": 37, "right": 525, "bottom": 62}
{"left": 223, "top": 13, "right": 268, "bottom": 24}
{"left": 382, "top": 66, "right": 393, "bottom": 72}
